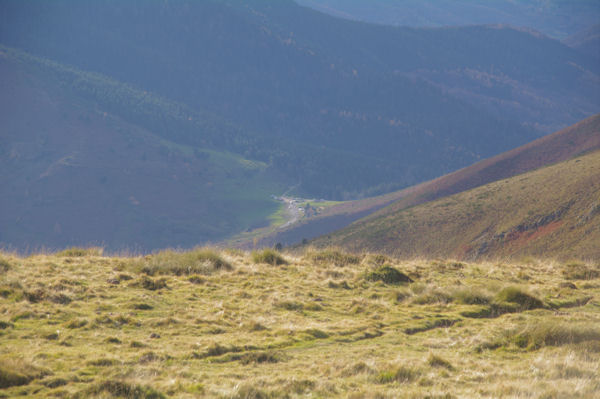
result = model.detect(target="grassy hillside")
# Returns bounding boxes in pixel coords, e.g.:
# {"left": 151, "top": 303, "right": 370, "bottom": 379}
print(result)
{"left": 246, "top": 114, "right": 600, "bottom": 248}
{"left": 0, "top": 249, "right": 599, "bottom": 397}
{"left": 313, "top": 149, "right": 600, "bottom": 261}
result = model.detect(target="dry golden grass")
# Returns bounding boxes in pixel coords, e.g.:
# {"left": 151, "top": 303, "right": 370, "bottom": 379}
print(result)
{"left": 0, "top": 249, "right": 599, "bottom": 398}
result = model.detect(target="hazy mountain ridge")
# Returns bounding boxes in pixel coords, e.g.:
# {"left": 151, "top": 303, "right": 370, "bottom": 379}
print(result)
{"left": 295, "top": 0, "right": 600, "bottom": 39}
{"left": 2, "top": 0, "right": 598, "bottom": 200}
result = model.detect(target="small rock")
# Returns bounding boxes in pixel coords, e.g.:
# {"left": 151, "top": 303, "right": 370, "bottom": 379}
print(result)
{"left": 149, "top": 332, "right": 161, "bottom": 339}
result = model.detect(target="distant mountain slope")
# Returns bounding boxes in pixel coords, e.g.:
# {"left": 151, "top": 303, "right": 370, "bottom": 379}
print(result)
{"left": 295, "top": 0, "right": 600, "bottom": 39}
{"left": 313, "top": 149, "right": 600, "bottom": 261}
{"left": 0, "top": 49, "right": 286, "bottom": 251}
{"left": 564, "top": 24, "right": 600, "bottom": 60}
{"left": 250, "top": 114, "right": 600, "bottom": 248}
{"left": 1, "top": 0, "right": 598, "bottom": 199}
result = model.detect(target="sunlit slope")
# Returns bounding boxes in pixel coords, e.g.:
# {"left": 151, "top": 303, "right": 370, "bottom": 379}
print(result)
{"left": 314, "top": 149, "right": 600, "bottom": 260}
{"left": 255, "top": 114, "right": 600, "bottom": 248}
{"left": 0, "top": 248, "right": 599, "bottom": 397}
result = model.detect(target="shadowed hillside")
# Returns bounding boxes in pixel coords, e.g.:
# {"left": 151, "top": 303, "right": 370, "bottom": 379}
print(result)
{"left": 0, "top": 48, "right": 285, "bottom": 251}
{"left": 313, "top": 149, "right": 600, "bottom": 260}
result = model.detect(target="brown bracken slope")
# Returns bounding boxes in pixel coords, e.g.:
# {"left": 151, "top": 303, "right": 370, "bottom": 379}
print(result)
{"left": 263, "top": 114, "right": 600, "bottom": 248}
{"left": 312, "top": 149, "right": 600, "bottom": 261}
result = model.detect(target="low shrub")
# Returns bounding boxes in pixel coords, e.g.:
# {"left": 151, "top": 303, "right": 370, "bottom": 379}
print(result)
{"left": 251, "top": 249, "right": 288, "bottom": 266}
{"left": 365, "top": 266, "right": 413, "bottom": 284}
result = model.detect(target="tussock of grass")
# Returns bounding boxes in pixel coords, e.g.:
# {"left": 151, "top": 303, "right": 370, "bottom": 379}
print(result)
{"left": 0, "top": 256, "right": 11, "bottom": 273}
{"left": 132, "top": 276, "right": 168, "bottom": 291}
{"left": 494, "top": 286, "right": 545, "bottom": 311}
{"left": 55, "top": 247, "right": 103, "bottom": 257}
{"left": 365, "top": 265, "right": 413, "bottom": 284}
{"left": 341, "top": 362, "right": 375, "bottom": 377}
{"left": 427, "top": 354, "right": 453, "bottom": 370}
{"left": 363, "top": 254, "right": 390, "bottom": 266}
{"left": 375, "top": 365, "right": 420, "bottom": 384}
{"left": 0, "top": 359, "right": 48, "bottom": 389}
{"left": 307, "top": 248, "right": 361, "bottom": 267}
{"left": 451, "top": 288, "right": 490, "bottom": 305}
{"left": 411, "top": 289, "right": 452, "bottom": 305}
{"left": 562, "top": 263, "right": 600, "bottom": 280}
{"left": 275, "top": 300, "right": 304, "bottom": 311}
{"left": 231, "top": 384, "right": 275, "bottom": 399}
{"left": 83, "top": 380, "right": 166, "bottom": 399}
{"left": 136, "top": 248, "right": 231, "bottom": 276}
{"left": 252, "top": 249, "right": 288, "bottom": 265}
{"left": 327, "top": 280, "right": 351, "bottom": 289}
{"left": 238, "top": 350, "right": 281, "bottom": 365}
{"left": 496, "top": 322, "right": 600, "bottom": 350}
{"left": 87, "top": 358, "right": 119, "bottom": 367}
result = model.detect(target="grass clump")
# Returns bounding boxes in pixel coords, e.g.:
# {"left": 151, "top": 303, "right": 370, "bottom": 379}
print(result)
{"left": 494, "top": 286, "right": 545, "bottom": 311}
{"left": 365, "top": 266, "right": 413, "bottom": 284}
{"left": 375, "top": 366, "right": 419, "bottom": 384}
{"left": 498, "top": 322, "right": 600, "bottom": 350}
{"left": 252, "top": 249, "right": 288, "bottom": 266}
{"left": 84, "top": 380, "right": 166, "bottom": 399}
{"left": 55, "top": 247, "right": 103, "bottom": 257}
{"left": 239, "top": 350, "right": 281, "bottom": 365}
{"left": 452, "top": 288, "right": 490, "bottom": 305}
{"left": 133, "top": 276, "right": 168, "bottom": 291}
{"left": 0, "top": 359, "right": 48, "bottom": 389}
{"left": 138, "top": 248, "right": 231, "bottom": 276}
{"left": 307, "top": 248, "right": 360, "bottom": 267}
{"left": 0, "top": 256, "right": 11, "bottom": 273}
{"left": 427, "top": 354, "right": 453, "bottom": 370}
{"left": 562, "top": 263, "right": 600, "bottom": 280}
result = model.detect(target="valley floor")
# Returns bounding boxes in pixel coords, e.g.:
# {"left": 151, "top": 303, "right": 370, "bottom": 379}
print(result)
{"left": 0, "top": 249, "right": 599, "bottom": 398}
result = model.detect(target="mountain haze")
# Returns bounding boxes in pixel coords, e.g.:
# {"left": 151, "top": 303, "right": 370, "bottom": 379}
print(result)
{"left": 2, "top": 0, "right": 599, "bottom": 198}
{"left": 295, "top": 0, "right": 600, "bottom": 39}
{"left": 1, "top": 0, "right": 599, "bottom": 251}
